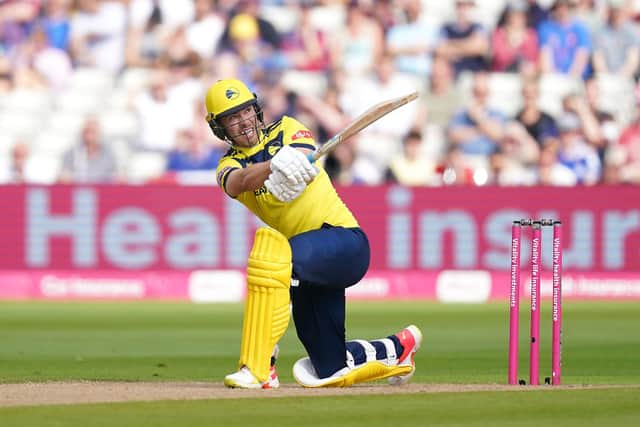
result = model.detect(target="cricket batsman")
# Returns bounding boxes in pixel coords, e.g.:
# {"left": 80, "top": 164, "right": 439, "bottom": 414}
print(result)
{"left": 205, "top": 78, "right": 423, "bottom": 388}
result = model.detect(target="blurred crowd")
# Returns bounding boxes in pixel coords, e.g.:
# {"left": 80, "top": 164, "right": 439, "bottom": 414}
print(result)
{"left": 1, "top": 0, "right": 640, "bottom": 186}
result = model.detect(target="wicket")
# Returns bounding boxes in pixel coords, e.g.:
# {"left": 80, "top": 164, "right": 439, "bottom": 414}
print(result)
{"left": 508, "top": 219, "right": 563, "bottom": 386}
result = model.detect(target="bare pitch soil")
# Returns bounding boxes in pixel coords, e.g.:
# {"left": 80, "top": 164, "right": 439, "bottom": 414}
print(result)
{"left": 0, "top": 382, "right": 630, "bottom": 408}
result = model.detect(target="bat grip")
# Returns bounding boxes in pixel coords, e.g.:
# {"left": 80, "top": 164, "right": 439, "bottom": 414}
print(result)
{"left": 307, "top": 152, "right": 316, "bottom": 163}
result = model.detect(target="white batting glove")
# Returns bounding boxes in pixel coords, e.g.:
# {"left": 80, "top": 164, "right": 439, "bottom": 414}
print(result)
{"left": 264, "top": 169, "right": 306, "bottom": 203}
{"left": 270, "top": 145, "right": 318, "bottom": 185}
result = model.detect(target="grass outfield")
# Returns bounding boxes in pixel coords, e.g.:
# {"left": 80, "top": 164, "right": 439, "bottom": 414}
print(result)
{"left": 0, "top": 301, "right": 639, "bottom": 426}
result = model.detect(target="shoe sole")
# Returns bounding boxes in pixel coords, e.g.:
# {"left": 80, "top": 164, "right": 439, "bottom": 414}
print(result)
{"left": 224, "top": 376, "right": 280, "bottom": 389}
{"left": 224, "top": 378, "right": 263, "bottom": 389}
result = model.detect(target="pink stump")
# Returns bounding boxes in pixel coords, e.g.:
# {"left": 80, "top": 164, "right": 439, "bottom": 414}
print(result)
{"left": 508, "top": 221, "right": 521, "bottom": 385}
{"left": 529, "top": 221, "right": 541, "bottom": 385}
{"left": 552, "top": 221, "right": 563, "bottom": 385}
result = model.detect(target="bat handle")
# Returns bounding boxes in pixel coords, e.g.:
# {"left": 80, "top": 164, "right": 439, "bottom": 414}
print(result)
{"left": 307, "top": 152, "right": 317, "bottom": 163}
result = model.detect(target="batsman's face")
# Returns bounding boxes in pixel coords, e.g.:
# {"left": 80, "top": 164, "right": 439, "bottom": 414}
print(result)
{"left": 220, "top": 106, "right": 260, "bottom": 147}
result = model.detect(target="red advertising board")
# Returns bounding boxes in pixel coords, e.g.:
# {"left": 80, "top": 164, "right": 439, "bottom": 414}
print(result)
{"left": 1, "top": 185, "right": 639, "bottom": 300}
{"left": 1, "top": 185, "right": 639, "bottom": 271}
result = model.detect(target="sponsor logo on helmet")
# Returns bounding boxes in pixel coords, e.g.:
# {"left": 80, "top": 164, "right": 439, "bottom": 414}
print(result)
{"left": 225, "top": 87, "right": 240, "bottom": 100}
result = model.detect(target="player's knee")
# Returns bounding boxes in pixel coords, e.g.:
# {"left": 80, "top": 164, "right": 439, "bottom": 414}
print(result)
{"left": 247, "top": 227, "right": 292, "bottom": 290}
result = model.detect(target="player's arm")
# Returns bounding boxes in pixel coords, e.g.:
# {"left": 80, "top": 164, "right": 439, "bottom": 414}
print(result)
{"left": 220, "top": 146, "right": 315, "bottom": 199}
{"left": 224, "top": 162, "right": 272, "bottom": 198}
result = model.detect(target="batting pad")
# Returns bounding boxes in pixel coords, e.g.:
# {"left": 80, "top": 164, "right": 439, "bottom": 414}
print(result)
{"left": 293, "top": 357, "right": 413, "bottom": 388}
{"left": 239, "top": 227, "right": 292, "bottom": 382}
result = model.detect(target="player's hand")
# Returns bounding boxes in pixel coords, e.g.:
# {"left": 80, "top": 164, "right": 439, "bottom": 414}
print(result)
{"left": 264, "top": 169, "right": 306, "bottom": 203}
{"left": 270, "top": 145, "right": 318, "bottom": 185}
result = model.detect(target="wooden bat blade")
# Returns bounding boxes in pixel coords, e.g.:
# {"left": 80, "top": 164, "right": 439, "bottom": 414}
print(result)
{"left": 310, "top": 91, "right": 419, "bottom": 162}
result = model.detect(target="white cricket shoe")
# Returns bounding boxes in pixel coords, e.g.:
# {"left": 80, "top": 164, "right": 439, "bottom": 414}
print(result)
{"left": 224, "top": 345, "right": 280, "bottom": 389}
{"left": 224, "top": 365, "right": 279, "bottom": 389}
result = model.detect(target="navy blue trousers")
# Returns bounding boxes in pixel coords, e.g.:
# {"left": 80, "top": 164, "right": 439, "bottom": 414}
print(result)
{"left": 289, "top": 225, "right": 370, "bottom": 378}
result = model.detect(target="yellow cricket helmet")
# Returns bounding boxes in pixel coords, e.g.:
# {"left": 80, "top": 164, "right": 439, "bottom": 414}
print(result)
{"left": 205, "top": 79, "right": 263, "bottom": 141}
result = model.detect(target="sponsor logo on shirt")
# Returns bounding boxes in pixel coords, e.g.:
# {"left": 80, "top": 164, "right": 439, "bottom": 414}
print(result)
{"left": 292, "top": 130, "right": 312, "bottom": 141}
{"left": 217, "top": 166, "right": 234, "bottom": 186}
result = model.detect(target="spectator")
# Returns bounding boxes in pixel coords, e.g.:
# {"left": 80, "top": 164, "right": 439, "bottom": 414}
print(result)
{"left": 329, "top": 0, "right": 384, "bottom": 77}
{"left": 0, "top": 0, "right": 42, "bottom": 54}
{"left": 280, "top": 1, "right": 331, "bottom": 72}
{"left": 221, "top": 12, "right": 261, "bottom": 57}
{"left": 613, "top": 93, "right": 640, "bottom": 183}
{"left": 69, "top": 0, "right": 127, "bottom": 72}
{"left": 561, "top": 88, "right": 609, "bottom": 152}
{"left": 555, "top": 112, "right": 602, "bottom": 184}
{"left": 490, "top": 121, "right": 541, "bottom": 185}
{"left": 592, "top": 0, "right": 640, "bottom": 78}
{"left": 516, "top": 78, "right": 559, "bottom": 148}
{"left": 386, "top": 129, "right": 436, "bottom": 186}
{"left": 12, "top": 27, "right": 72, "bottom": 92}
{"left": 132, "top": 70, "right": 183, "bottom": 152}
{"left": 59, "top": 117, "right": 118, "bottom": 183}
{"left": 126, "top": 0, "right": 195, "bottom": 67}
{"left": 413, "top": 54, "right": 461, "bottom": 132}
{"left": 167, "top": 128, "right": 223, "bottom": 172}
{"left": 0, "top": 140, "right": 30, "bottom": 184}
{"left": 525, "top": 0, "right": 550, "bottom": 29}
{"left": 8, "top": 28, "right": 49, "bottom": 90}
{"left": 185, "top": 0, "right": 226, "bottom": 61}
{"left": 572, "top": 0, "right": 605, "bottom": 34}
{"left": 447, "top": 72, "right": 507, "bottom": 156}
{"left": 371, "top": 0, "right": 398, "bottom": 35}
{"left": 491, "top": 0, "right": 539, "bottom": 73}
{"left": 128, "top": 0, "right": 195, "bottom": 32}
{"left": 538, "top": 0, "right": 592, "bottom": 79}
{"left": 584, "top": 77, "right": 619, "bottom": 157}
{"left": 436, "top": 0, "right": 489, "bottom": 77}
{"left": 537, "top": 143, "right": 578, "bottom": 185}
{"left": 219, "top": 12, "right": 287, "bottom": 83}
{"left": 159, "top": 33, "right": 204, "bottom": 131}
{"left": 39, "top": 0, "right": 71, "bottom": 51}
{"left": 386, "top": 0, "right": 438, "bottom": 79}
{"left": 219, "top": 0, "right": 281, "bottom": 52}
{"left": 495, "top": 0, "right": 549, "bottom": 30}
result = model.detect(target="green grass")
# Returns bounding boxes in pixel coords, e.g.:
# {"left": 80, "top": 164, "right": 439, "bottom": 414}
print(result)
{"left": 2, "top": 388, "right": 640, "bottom": 427}
{"left": 1, "top": 301, "right": 639, "bottom": 426}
